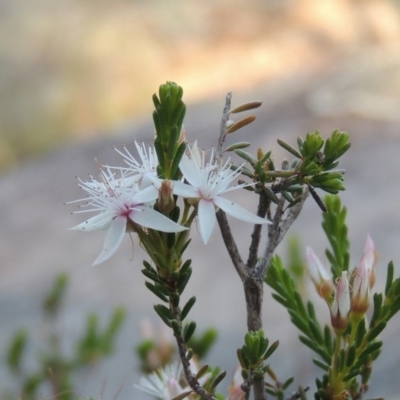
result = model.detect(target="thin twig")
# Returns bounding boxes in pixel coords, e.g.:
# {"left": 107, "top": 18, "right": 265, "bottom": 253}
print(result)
{"left": 247, "top": 191, "right": 270, "bottom": 269}
{"left": 171, "top": 299, "right": 217, "bottom": 400}
{"left": 216, "top": 209, "right": 246, "bottom": 281}
{"left": 215, "top": 92, "right": 232, "bottom": 162}
{"left": 214, "top": 92, "right": 246, "bottom": 281}
{"left": 257, "top": 189, "right": 309, "bottom": 279}
{"left": 241, "top": 376, "right": 252, "bottom": 400}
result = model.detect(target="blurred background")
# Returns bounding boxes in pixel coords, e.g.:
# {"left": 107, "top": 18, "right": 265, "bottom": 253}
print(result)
{"left": 1, "top": 0, "right": 400, "bottom": 399}
{"left": 1, "top": 0, "right": 400, "bottom": 170}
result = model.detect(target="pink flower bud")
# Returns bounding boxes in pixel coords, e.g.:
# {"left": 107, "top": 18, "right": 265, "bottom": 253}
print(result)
{"left": 158, "top": 180, "right": 175, "bottom": 214}
{"left": 363, "top": 234, "right": 378, "bottom": 289}
{"left": 330, "top": 271, "right": 351, "bottom": 331}
{"left": 351, "top": 255, "right": 371, "bottom": 315}
{"left": 226, "top": 366, "right": 245, "bottom": 400}
{"left": 305, "top": 247, "right": 334, "bottom": 302}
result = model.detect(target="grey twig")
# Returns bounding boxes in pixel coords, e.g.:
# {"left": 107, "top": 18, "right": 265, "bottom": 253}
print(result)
{"left": 257, "top": 189, "right": 309, "bottom": 279}
{"left": 214, "top": 93, "right": 310, "bottom": 400}
{"left": 215, "top": 92, "right": 232, "bottom": 162}
{"left": 216, "top": 209, "right": 246, "bottom": 281}
{"left": 247, "top": 191, "right": 270, "bottom": 269}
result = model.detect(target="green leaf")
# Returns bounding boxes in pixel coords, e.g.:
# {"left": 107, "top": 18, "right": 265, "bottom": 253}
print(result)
{"left": 313, "top": 358, "right": 330, "bottom": 371}
{"left": 263, "top": 186, "right": 279, "bottom": 204}
{"left": 7, "top": 329, "right": 28, "bottom": 373}
{"left": 357, "top": 341, "right": 383, "bottom": 364}
{"left": 145, "top": 281, "right": 168, "bottom": 302}
{"left": 171, "top": 142, "right": 187, "bottom": 179}
{"left": 370, "top": 293, "right": 383, "bottom": 328}
{"left": 210, "top": 370, "right": 227, "bottom": 389}
{"left": 299, "top": 336, "right": 330, "bottom": 364}
{"left": 177, "top": 267, "right": 192, "bottom": 295}
{"left": 366, "top": 321, "right": 386, "bottom": 341}
{"left": 323, "top": 325, "right": 333, "bottom": 355}
{"left": 322, "top": 195, "right": 350, "bottom": 276}
{"left": 355, "top": 319, "right": 366, "bottom": 348}
{"left": 323, "top": 130, "right": 351, "bottom": 170}
{"left": 385, "top": 261, "right": 395, "bottom": 296}
{"left": 308, "top": 318, "right": 323, "bottom": 345}
{"left": 277, "top": 139, "right": 303, "bottom": 159}
{"left": 224, "top": 142, "right": 251, "bottom": 152}
{"left": 346, "top": 344, "right": 357, "bottom": 367}
{"left": 263, "top": 340, "right": 279, "bottom": 360}
{"left": 301, "top": 131, "right": 324, "bottom": 157}
{"left": 181, "top": 296, "right": 196, "bottom": 321}
{"left": 343, "top": 368, "right": 362, "bottom": 382}
{"left": 235, "top": 149, "right": 257, "bottom": 167}
{"left": 237, "top": 348, "right": 247, "bottom": 369}
{"left": 281, "top": 376, "right": 294, "bottom": 390}
{"left": 141, "top": 268, "right": 160, "bottom": 282}
{"left": 183, "top": 321, "right": 197, "bottom": 343}
{"left": 187, "top": 328, "right": 218, "bottom": 359}
{"left": 171, "top": 391, "right": 192, "bottom": 400}
{"left": 153, "top": 305, "right": 173, "bottom": 327}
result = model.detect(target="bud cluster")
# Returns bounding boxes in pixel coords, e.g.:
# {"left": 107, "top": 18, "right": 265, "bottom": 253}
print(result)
{"left": 305, "top": 235, "right": 378, "bottom": 331}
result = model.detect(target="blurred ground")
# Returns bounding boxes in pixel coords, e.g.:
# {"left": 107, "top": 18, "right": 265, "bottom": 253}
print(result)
{"left": 1, "top": 0, "right": 400, "bottom": 168}
{"left": 1, "top": 1, "right": 400, "bottom": 399}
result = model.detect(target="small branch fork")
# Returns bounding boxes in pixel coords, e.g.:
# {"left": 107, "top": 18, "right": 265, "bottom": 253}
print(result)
{"left": 215, "top": 93, "right": 309, "bottom": 400}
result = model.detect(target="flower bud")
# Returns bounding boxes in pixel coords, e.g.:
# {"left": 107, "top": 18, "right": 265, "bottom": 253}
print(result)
{"left": 305, "top": 247, "right": 334, "bottom": 302}
{"left": 330, "top": 271, "right": 351, "bottom": 331}
{"left": 158, "top": 180, "right": 175, "bottom": 214}
{"left": 351, "top": 256, "right": 371, "bottom": 316}
{"left": 226, "top": 366, "right": 245, "bottom": 400}
{"left": 363, "top": 234, "right": 378, "bottom": 289}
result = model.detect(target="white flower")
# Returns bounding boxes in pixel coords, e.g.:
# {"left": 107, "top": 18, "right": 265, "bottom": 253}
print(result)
{"left": 362, "top": 234, "right": 378, "bottom": 288}
{"left": 351, "top": 255, "right": 371, "bottom": 314}
{"left": 330, "top": 271, "right": 351, "bottom": 331}
{"left": 114, "top": 141, "right": 158, "bottom": 189}
{"left": 69, "top": 167, "right": 186, "bottom": 265}
{"left": 305, "top": 247, "right": 333, "bottom": 301}
{"left": 351, "top": 234, "right": 377, "bottom": 314}
{"left": 155, "top": 142, "right": 270, "bottom": 244}
{"left": 134, "top": 363, "right": 188, "bottom": 400}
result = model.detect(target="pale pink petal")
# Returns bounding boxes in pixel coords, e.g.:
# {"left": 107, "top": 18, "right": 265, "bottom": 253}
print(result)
{"left": 129, "top": 207, "right": 187, "bottom": 232}
{"left": 213, "top": 196, "right": 270, "bottom": 225}
{"left": 132, "top": 185, "right": 159, "bottom": 204}
{"left": 362, "top": 234, "right": 376, "bottom": 272}
{"left": 70, "top": 212, "right": 113, "bottom": 231}
{"left": 179, "top": 154, "right": 202, "bottom": 187}
{"left": 306, "top": 247, "right": 332, "bottom": 283}
{"left": 170, "top": 181, "right": 200, "bottom": 198}
{"left": 93, "top": 216, "right": 127, "bottom": 265}
{"left": 198, "top": 199, "right": 217, "bottom": 244}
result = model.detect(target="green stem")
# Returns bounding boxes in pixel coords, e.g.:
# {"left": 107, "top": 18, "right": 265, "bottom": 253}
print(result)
{"left": 329, "top": 331, "right": 345, "bottom": 397}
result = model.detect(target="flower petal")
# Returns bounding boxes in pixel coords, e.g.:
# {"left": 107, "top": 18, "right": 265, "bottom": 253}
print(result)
{"left": 129, "top": 206, "right": 187, "bottom": 232}
{"left": 132, "top": 185, "right": 159, "bottom": 204}
{"left": 93, "top": 215, "right": 127, "bottom": 265}
{"left": 170, "top": 181, "right": 200, "bottom": 198}
{"left": 179, "top": 154, "right": 202, "bottom": 187}
{"left": 213, "top": 196, "right": 270, "bottom": 225}
{"left": 197, "top": 199, "right": 217, "bottom": 244}
{"left": 69, "top": 212, "right": 113, "bottom": 231}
